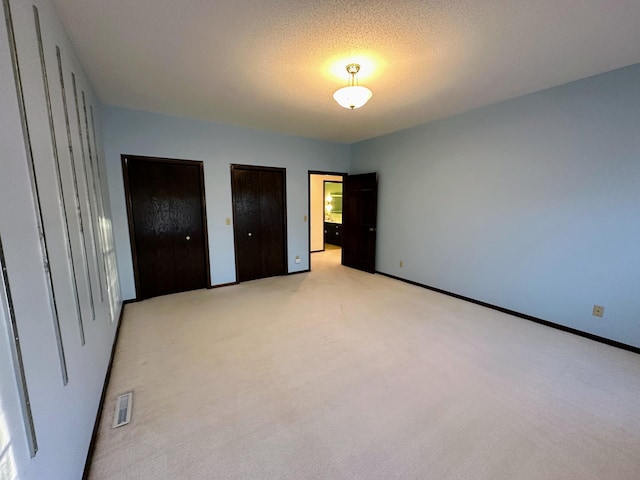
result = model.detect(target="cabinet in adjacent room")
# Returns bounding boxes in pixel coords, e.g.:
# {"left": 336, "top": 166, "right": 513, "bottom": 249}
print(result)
{"left": 324, "top": 222, "right": 342, "bottom": 246}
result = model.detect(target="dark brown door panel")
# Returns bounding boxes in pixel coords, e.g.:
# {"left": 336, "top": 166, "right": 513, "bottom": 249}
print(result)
{"left": 231, "top": 165, "right": 287, "bottom": 282}
{"left": 123, "top": 155, "right": 210, "bottom": 299}
{"left": 342, "top": 172, "right": 378, "bottom": 273}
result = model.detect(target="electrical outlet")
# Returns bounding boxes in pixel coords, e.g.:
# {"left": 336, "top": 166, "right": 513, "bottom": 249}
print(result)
{"left": 399, "top": 260, "right": 403, "bottom": 268}
{"left": 294, "top": 255, "right": 301, "bottom": 264}
{"left": 592, "top": 305, "right": 604, "bottom": 318}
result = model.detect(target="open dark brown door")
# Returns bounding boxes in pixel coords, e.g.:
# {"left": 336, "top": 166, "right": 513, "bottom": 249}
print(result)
{"left": 342, "top": 172, "right": 378, "bottom": 273}
{"left": 123, "top": 155, "right": 210, "bottom": 299}
{"left": 231, "top": 165, "right": 287, "bottom": 282}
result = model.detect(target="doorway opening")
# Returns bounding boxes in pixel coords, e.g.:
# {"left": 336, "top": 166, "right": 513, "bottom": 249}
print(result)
{"left": 308, "top": 171, "right": 379, "bottom": 274}
{"left": 308, "top": 171, "right": 346, "bottom": 270}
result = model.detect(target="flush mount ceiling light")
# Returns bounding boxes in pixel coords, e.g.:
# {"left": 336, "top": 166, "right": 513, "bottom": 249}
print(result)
{"left": 333, "top": 63, "right": 373, "bottom": 110}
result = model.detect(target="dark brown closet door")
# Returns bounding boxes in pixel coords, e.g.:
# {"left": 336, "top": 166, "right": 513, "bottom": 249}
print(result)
{"left": 123, "top": 156, "right": 210, "bottom": 299}
{"left": 231, "top": 165, "right": 287, "bottom": 282}
{"left": 342, "top": 172, "right": 378, "bottom": 273}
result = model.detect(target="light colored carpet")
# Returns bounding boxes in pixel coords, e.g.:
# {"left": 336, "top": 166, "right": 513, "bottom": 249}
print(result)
{"left": 89, "top": 248, "right": 640, "bottom": 479}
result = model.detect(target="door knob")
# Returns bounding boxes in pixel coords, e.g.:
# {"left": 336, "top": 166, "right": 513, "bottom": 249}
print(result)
{"left": 248, "top": 232, "right": 252, "bottom": 237}
{"left": 186, "top": 235, "right": 191, "bottom": 240}
{"left": 369, "top": 227, "right": 376, "bottom": 232}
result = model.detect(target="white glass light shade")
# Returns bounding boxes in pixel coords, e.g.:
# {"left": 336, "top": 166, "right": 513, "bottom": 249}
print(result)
{"left": 333, "top": 85, "right": 373, "bottom": 110}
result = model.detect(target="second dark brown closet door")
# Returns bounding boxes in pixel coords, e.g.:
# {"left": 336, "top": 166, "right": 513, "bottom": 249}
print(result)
{"left": 231, "top": 165, "right": 287, "bottom": 282}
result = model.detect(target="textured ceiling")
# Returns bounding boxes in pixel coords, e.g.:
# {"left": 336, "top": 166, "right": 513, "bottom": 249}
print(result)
{"left": 51, "top": 0, "right": 640, "bottom": 143}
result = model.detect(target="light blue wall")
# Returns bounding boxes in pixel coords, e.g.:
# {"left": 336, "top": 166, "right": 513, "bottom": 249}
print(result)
{"left": 351, "top": 64, "right": 640, "bottom": 348}
{"left": 0, "top": 0, "right": 120, "bottom": 479}
{"left": 102, "top": 106, "right": 351, "bottom": 300}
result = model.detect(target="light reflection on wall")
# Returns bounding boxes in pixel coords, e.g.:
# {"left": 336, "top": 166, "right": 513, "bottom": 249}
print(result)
{"left": 0, "top": 403, "right": 18, "bottom": 480}
{"left": 0, "top": 298, "right": 18, "bottom": 480}
{"left": 99, "top": 216, "right": 121, "bottom": 322}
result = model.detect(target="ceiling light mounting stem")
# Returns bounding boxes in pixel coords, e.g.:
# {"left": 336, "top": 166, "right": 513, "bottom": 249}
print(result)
{"left": 347, "top": 63, "right": 360, "bottom": 86}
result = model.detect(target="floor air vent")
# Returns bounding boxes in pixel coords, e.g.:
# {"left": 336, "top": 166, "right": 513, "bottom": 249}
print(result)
{"left": 112, "top": 392, "right": 133, "bottom": 428}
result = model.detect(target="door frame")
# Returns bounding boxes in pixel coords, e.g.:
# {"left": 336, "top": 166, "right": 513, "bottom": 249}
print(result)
{"left": 230, "top": 164, "right": 288, "bottom": 282}
{"left": 122, "top": 154, "right": 212, "bottom": 300}
{"left": 307, "top": 170, "right": 347, "bottom": 270}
